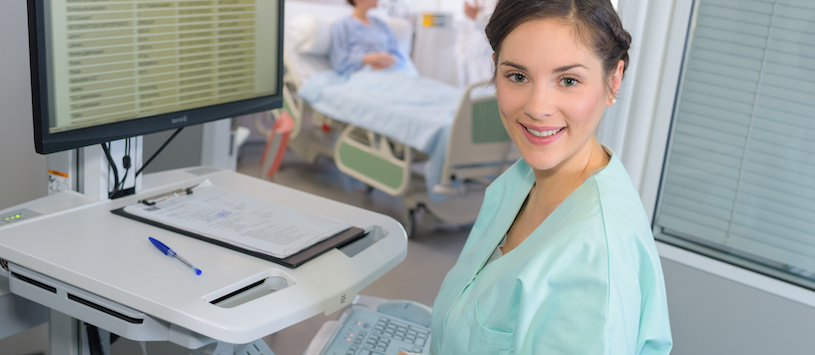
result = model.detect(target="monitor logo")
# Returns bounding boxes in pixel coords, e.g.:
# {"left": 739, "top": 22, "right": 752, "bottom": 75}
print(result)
{"left": 171, "top": 116, "right": 188, "bottom": 124}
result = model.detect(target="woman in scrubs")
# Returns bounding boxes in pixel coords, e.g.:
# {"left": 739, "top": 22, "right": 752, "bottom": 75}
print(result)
{"left": 403, "top": 0, "right": 673, "bottom": 353}
{"left": 329, "top": 0, "right": 414, "bottom": 75}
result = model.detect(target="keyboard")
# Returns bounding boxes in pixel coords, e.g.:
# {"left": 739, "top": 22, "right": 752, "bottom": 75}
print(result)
{"left": 322, "top": 307, "right": 431, "bottom": 355}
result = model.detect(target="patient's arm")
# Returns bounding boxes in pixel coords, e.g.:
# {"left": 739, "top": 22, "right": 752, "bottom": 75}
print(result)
{"left": 329, "top": 16, "right": 410, "bottom": 74}
{"left": 363, "top": 52, "right": 396, "bottom": 70}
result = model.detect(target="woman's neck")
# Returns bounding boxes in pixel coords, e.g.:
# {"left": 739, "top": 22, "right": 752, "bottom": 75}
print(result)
{"left": 532, "top": 139, "right": 609, "bottom": 208}
{"left": 352, "top": 7, "right": 370, "bottom": 24}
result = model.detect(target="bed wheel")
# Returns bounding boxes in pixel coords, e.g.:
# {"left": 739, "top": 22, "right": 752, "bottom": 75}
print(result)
{"left": 406, "top": 208, "right": 417, "bottom": 239}
{"left": 404, "top": 203, "right": 426, "bottom": 239}
{"left": 402, "top": 206, "right": 418, "bottom": 240}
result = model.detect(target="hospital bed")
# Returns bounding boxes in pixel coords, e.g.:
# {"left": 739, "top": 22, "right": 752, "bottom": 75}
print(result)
{"left": 276, "top": 0, "right": 520, "bottom": 235}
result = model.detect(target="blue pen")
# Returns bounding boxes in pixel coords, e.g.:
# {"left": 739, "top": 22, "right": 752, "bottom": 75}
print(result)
{"left": 148, "top": 237, "right": 203, "bottom": 276}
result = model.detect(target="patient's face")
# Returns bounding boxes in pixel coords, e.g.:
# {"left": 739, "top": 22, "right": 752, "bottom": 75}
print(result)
{"left": 495, "top": 18, "right": 618, "bottom": 173}
{"left": 356, "top": 0, "right": 378, "bottom": 10}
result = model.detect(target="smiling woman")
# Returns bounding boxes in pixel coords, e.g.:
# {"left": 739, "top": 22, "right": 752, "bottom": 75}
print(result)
{"left": 398, "top": 1, "right": 673, "bottom": 354}
{"left": 494, "top": 18, "right": 620, "bottom": 180}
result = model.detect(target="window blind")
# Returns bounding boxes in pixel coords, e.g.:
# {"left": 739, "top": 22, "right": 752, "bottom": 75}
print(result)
{"left": 655, "top": 0, "right": 815, "bottom": 284}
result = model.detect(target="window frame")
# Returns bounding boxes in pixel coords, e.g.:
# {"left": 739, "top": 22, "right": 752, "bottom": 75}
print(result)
{"left": 639, "top": 0, "right": 815, "bottom": 306}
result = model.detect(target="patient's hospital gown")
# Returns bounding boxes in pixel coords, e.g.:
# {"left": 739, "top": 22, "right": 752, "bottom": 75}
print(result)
{"left": 329, "top": 16, "right": 412, "bottom": 75}
{"left": 430, "top": 151, "right": 673, "bottom": 354}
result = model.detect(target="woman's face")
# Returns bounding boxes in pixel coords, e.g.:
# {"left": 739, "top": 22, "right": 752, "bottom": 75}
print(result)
{"left": 356, "top": 0, "right": 378, "bottom": 10}
{"left": 495, "top": 18, "right": 623, "bottom": 173}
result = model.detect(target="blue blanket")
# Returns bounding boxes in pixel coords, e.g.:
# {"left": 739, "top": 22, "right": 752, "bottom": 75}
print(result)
{"left": 299, "top": 68, "right": 463, "bottom": 202}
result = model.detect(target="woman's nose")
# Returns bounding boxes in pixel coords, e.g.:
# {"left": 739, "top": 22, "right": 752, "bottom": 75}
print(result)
{"left": 523, "top": 84, "right": 555, "bottom": 120}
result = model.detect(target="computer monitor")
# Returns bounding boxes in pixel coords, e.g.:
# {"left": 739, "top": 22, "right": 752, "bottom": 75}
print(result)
{"left": 28, "top": 0, "right": 284, "bottom": 155}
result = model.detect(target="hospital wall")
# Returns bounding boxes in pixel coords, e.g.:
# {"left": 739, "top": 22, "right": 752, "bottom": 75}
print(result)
{"left": 407, "top": 0, "right": 463, "bottom": 15}
{"left": 0, "top": 1, "right": 46, "bottom": 211}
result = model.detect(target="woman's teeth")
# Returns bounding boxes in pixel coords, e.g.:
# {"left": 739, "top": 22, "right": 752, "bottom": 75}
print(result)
{"left": 526, "top": 127, "right": 563, "bottom": 137}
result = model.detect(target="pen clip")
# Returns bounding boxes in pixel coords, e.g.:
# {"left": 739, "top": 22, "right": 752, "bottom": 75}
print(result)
{"left": 149, "top": 236, "right": 173, "bottom": 256}
{"left": 138, "top": 184, "right": 198, "bottom": 206}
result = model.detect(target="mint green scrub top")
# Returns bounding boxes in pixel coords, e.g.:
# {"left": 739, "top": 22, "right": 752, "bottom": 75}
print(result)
{"left": 430, "top": 151, "right": 673, "bottom": 354}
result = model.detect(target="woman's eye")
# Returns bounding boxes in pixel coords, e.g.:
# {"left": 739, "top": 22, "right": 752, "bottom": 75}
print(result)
{"left": 508, "top": 73, "right": 527, "bottom": 83}
{"left": 561, "top": 77, "right": 578, "bottom": 86}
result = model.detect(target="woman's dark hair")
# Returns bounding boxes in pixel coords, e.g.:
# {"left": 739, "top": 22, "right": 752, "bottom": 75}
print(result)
{"left": 486, "top": 0, "right": 631, "bottom": 79}
{"left": 347, "top": 0, "right": 355, "bottom": 5}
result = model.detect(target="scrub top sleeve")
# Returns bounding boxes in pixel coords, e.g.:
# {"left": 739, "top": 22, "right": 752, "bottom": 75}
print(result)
{"left": 630, "top": 239, "right": 673, "bottom": 355}
{"left": 329, "top": 20, "right": 364, "bottom": 75}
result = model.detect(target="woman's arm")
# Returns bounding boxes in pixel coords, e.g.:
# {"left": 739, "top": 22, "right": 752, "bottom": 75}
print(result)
{"left": 362, "top": 52, "right": 395, "bottom": 69}
{"left": 329, "top": 19, "right": 367, "bottom": 74}
{"left": 377, "top": 18, "right": 411, "bottom": 71}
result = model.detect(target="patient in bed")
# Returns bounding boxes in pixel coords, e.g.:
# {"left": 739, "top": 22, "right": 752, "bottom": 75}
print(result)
{"left": 329, "top": 0, "right": 415, "bottom": 75}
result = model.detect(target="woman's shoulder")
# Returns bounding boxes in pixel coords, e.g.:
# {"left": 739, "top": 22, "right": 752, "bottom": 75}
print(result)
{"left": 368, "top": 15, "right": 388, "bottom": 25}
{"left": 331, "top": 15, "right": 358, "bottom": 30}
{"left": 590, "top": 155, "right": 650, "bottom": 222}
{"left": 581, "top": 155, "right": 658, "bottom": 256}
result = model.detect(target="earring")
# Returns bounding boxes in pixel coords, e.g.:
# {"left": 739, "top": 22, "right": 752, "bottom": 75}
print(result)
{"left": 611, "top": 98, "right": 617, "bottom": 105}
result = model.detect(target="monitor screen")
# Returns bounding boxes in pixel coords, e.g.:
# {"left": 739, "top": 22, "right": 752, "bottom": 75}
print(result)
{"left": 28, "top": 0, "right": 284, "bottom": 154}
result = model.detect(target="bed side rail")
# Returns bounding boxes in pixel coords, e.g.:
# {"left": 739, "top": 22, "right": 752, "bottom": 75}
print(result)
{"left": 334, "top": 125, "right": 413, "bottom": 196}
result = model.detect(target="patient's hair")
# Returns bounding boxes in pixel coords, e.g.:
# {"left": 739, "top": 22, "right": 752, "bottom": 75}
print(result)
{"left": 347, "top": 0, "right": 355, "bottom": 5}
{"left": 486, "top": 0, "right": 631, "bottom": 79}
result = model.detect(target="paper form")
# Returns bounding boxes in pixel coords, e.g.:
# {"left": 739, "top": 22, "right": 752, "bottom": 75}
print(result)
{"left": 124, "top": 181, "right": 350, "bottom": 259}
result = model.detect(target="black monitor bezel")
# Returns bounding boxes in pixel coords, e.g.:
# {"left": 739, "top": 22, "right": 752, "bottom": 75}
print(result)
{"left": 28, "top": 0, "right": 284, "bottom": 154}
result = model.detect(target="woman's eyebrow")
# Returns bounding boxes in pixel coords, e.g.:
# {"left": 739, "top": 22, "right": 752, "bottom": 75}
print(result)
{"left": 498, "top": 60, "right": 528, "bottom": 72}
{"left": 499, "top": 61, "right": 588, "bottom": 73}
{"left": 553, "top": 64, "right": 587, "bottom": 73}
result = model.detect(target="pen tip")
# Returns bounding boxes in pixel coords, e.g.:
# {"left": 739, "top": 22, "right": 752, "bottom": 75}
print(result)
{"left": 195, "top": 269, "right": 203, "bottom": 276}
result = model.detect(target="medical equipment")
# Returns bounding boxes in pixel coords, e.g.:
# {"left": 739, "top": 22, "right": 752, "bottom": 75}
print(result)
{"left": 306, "top": 295, "right": 432, "bottom": 355}
{"left": 321, "top": 307, "right": 430, "bottom": 355}
{"left": 0, "top": 167, "right": 408, "bottom": 352}
{"left": 28, "top": 0, "right": 285, "bottom": 155}
{"left": 277, "top": 1, "right": 520, "bottom": 235}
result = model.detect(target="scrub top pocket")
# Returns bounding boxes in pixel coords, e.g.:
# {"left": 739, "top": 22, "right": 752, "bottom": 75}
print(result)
{"left": 468, "top": 299, "right": 514, "bottom": 353}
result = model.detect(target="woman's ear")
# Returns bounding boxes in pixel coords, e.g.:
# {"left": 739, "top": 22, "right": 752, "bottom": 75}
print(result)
{"left": 607, "top": 59, "right": 625, "bottom": 106}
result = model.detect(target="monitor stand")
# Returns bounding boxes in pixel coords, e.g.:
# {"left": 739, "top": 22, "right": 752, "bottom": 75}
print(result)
{"left": 46, "top": 137, "right": 143, "bottom": 201}
{"left": 44, "top": 118, "right": 246, "bottom": 201}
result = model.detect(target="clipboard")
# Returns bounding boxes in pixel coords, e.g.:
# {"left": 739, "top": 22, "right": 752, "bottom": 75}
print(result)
{"left": 112, "top": 207, "right": 366, "bottom": 269}
{"left": 111, "top": 183, "right": 367, "bottom": 269}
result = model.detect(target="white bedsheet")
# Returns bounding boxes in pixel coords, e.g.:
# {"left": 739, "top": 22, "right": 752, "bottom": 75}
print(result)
{"left": 298, "top": 67, "right": 462, "bottom": 201}
{"left": 299, "top": 68, "right": 460, "bottom": 153}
